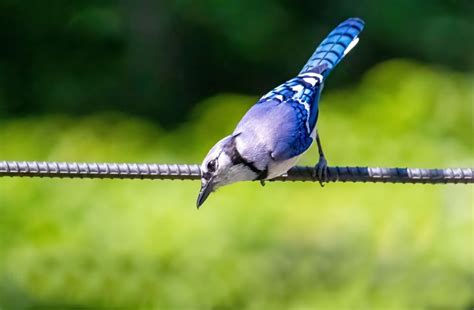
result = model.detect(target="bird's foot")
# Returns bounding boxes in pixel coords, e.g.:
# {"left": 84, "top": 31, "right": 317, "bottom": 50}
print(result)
{"left": 313, "top": 156, "right": 329, "bottom": 187}
{"left": 260, "top": 180, "right": 266, "bottom": 187}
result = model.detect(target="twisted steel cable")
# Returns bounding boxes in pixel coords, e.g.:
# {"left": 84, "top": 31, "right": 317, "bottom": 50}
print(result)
{"left": 0, "top": 161, "right": 472, "bottom": 184}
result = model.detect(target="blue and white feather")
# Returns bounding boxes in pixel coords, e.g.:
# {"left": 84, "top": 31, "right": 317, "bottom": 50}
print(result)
{"left": 252, "top": 17, "right": 365, "bottom": 157}
{"left": 300, "top": 17, "right": 365, "bottom": 76}
{"left": 197, "top": 18, "right": 365, "bottom": 207}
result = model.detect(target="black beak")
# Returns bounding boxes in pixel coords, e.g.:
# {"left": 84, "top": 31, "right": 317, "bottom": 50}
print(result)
{"left": 196, "top": 179, "right": 215, "bottom": 209}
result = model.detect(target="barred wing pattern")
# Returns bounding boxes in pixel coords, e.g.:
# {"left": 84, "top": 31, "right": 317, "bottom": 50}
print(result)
{"left": 257, "top": 71, "right": 323, "bottom": 157}
{"left": 254, "top": 17, "right": 365, "bottom": 159}
{"left": 300, "top": 17, "right": 365, "bottom": 75}
{"left": 258, "top": 71, "right": 323, "bottom": 134}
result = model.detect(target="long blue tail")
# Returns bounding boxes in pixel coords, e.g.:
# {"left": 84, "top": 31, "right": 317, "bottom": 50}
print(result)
{"left": 299, "top": 18, "right": 365, "bottom": 77}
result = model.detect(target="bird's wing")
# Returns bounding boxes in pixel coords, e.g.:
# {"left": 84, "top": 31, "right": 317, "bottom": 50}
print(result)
{"left": 268, "top": 98, "right": 317, "bottom": 161}
{"left": 258, "top": 68, "right": 323, "bottom": 133}
{"left": 237, "top": 18, "right": 365, "bottom": 163}
{"left": 266, "top": 18, "right": 364, "bottom": 160}
{"left": 256, "top": 69, "right": 324, "bottom": 160}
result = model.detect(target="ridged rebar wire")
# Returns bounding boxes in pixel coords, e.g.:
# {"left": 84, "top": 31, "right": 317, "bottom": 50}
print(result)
{"left": 0, "top": 161, "right": 473, "bottom": 184}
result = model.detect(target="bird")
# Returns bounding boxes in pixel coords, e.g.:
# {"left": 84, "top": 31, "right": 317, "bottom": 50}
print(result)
{"left": 197, "top": 17, "right": 365, "bottom": 208}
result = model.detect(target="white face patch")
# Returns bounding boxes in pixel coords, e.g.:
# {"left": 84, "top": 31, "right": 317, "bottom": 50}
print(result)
{"left": 216, "top": 151, "right": 231, "bottom": 172}
{"left": 211, "top": 151, "right": 258, "bottom": 187}
{"left": 201, "top": 134, "right": 261, "bottom": 189}
{"left": 218, "top": 164, "right": 257, "bottom": 186}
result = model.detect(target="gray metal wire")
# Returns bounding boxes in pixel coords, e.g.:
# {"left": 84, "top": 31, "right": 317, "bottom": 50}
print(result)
{"left": 0, "top": 161, "right": 472, "bottom": 184}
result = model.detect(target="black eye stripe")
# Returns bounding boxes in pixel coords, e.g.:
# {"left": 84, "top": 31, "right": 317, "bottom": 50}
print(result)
{"left": 224, "top": 135, "right": 268, "bottom": 180}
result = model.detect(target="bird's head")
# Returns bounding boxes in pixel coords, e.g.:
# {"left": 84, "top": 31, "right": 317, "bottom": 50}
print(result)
{"left": 196, "top": 134, "right": 259, "bottom": 208}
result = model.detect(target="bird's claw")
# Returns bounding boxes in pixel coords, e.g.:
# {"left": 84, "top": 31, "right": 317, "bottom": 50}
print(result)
{"left": 313, "top": 156, "right": 329, "bottom": 187}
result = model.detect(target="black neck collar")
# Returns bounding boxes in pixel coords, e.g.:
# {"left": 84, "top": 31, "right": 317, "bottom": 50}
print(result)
{"left": 226, "top": 135, "right": 268, "bottom": 180}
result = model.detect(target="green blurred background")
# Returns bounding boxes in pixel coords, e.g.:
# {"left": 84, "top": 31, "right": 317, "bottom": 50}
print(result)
{"left": 0, "top": 0, "right": 473, "bottom": 309}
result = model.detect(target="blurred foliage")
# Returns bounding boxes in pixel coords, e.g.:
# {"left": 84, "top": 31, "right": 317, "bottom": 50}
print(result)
{"left": 0, "top": 61, "right": 472, "bottom": 308}
{"left": 0, "top": 0, "right": 472, "bottom": 126}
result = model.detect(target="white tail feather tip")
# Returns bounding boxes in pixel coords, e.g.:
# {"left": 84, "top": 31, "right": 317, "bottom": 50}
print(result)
{"left": 343, "top": 37, "right": 359, "bottom": 56}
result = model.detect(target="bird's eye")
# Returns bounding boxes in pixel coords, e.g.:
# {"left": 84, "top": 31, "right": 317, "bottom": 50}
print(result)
{"left": 207, "top": 159, "right": 217, "bottom": 172}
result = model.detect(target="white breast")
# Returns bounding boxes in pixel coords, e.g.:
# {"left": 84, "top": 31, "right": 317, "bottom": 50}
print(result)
{"left": 266, "top": 155, "right": 301, "bottom": 179}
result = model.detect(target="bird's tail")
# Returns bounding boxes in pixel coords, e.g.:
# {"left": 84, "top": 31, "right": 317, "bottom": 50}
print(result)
{"left": 299, "top": 17, "right": 365, "bottom": 77}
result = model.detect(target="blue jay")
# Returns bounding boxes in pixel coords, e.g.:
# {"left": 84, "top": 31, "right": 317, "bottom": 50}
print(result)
{"left": 197, "top": 18, "right": 365, "bottom": 208}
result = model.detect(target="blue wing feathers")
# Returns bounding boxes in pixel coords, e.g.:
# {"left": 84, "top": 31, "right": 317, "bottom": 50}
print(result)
{"left": 286, "top": 100, "right": 314, "bottom": 157}
{"left": 252, "top": 18, "right": 364, "bottom": 160}
{"left": 270, "top": 100, "right": 314, "bottom": 160}
{"left": 300, "top": 17, "right": 365, "bottom": 75}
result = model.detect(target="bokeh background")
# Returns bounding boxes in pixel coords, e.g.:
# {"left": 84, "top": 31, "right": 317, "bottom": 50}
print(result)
{"left": 0, "top": 0, "right": 473, "bottom": 308}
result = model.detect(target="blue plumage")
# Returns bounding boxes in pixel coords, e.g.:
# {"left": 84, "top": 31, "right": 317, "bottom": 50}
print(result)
{"left": 300, "top": 17, "right": 365, "bottom": 76}
{"left": 257, "top": 70, "right": 323, "bottom": 134}
{"left": 197, "top": 18, "right": 365, "bottom": 207}
{"left": 253, "top": 18, "right": 364, "bottom": 159}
